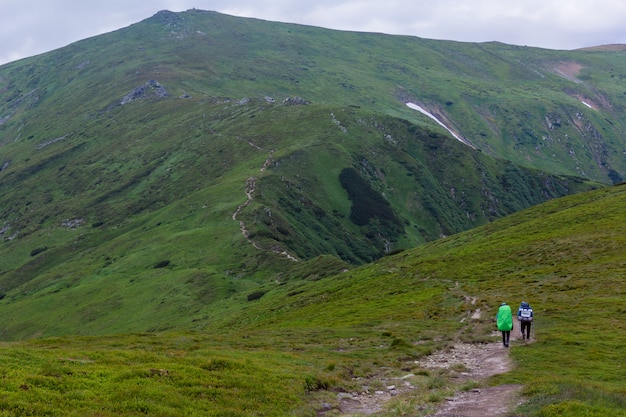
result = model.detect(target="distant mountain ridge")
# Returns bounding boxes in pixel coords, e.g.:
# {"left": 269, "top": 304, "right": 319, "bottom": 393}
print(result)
{"left": 4, "top": 9, "right": 625, "bottom": 180}
{"left": 576, "top": 44, "right": 626, "bottom": 51}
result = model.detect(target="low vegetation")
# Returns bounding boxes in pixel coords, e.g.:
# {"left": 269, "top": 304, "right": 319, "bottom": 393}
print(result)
{"left": 0, "top": 98, "right": 599, "bottom": 339}
{"left": 0, "top": 9, "right": 625, "bottom": 416}
{"left": 0, "top": 185, "right": 623, "bottom": 416}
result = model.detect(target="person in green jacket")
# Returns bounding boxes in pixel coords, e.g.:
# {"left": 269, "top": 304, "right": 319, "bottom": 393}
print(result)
{"left": 496, "top": 302, "right": 513, "bottom": 347}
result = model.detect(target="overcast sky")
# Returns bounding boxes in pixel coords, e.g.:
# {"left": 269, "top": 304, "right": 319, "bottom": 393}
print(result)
{"left": 2, "top": 0, "right": 626, "bottom": 65}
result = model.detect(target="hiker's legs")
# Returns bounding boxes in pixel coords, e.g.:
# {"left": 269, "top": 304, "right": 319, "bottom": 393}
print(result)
{"left": 501, "top": 330, "right": 510, "bottom": 347}
{"left": 520, "top": 321, "right": 531, "bottom": 339}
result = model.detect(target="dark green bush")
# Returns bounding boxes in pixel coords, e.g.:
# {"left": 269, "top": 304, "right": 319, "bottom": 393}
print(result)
{"left": 247, "top": 291, "right": 266, "bottom": 301}
{"left": 30, "top": 247, "right": 48, "bottom": 257}
{"left": 154, "top": 260, "right": 170, "bottom": 268}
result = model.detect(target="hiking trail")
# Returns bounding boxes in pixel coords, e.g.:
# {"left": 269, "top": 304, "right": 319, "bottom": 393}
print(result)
{"left": 423, "top": 336, "right": 525, "bottom": 417}
{"left": 335, "top": 306, "right": 533, "bottom": 416}
{"left": 231, "top": 147, "right": 299, "bottom": 262}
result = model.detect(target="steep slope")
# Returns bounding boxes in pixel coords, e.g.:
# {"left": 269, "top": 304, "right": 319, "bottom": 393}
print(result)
{"left": 200, "top": 184, "right": 626, "bottom": 416}
{"left": 0, "top": 96, "right": 599, "bottom": 339}
{"left": 3, "top": 9, "right": 625, "bottom": 183}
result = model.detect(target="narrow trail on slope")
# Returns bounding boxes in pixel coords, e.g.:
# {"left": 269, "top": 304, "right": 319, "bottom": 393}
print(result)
{"left": 336, "top": 339, "right": 526, "bottom": 417}
{"left": 231, "top": 148, "right": 299, "bottom": 262}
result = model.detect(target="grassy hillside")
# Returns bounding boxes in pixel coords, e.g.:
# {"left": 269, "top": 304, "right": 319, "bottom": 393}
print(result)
{"left": 3, "top": 10, "right": 625, "bottom": 184}
{"left": 0, "top": 97, "right": 600, "bottom": 339}
{"left": 0, "top": 185, "right": 623, "bottom": 416}
{"left": 0, "top": 10, "right": 624, "bottom": 415}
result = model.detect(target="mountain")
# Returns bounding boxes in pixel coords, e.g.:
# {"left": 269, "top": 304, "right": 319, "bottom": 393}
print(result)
{"left": 0, "top": 9, "right": 624, "bottom": 416}
{"left": 4, "top": 9, "right": 626, "bottom": 183}
{"left": 0, "top": 10, "right": 610, "bottom": 339}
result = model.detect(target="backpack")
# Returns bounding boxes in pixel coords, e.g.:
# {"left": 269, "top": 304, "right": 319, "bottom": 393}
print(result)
{"left": 520, "top": 307, "right": 533, "bottom": 322}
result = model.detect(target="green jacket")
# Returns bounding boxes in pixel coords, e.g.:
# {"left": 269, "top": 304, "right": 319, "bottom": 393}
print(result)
{"left": 497, "top": 304, "right": 513, "bottom": 331}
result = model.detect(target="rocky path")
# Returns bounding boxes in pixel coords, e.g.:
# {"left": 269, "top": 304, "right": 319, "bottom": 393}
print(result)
{"left": 423, "top": 337, "right": 524, "bottom": 417}
{"left": 334, "top": 337, "right": 526, "bottom": 416}
{"left": 231, "top": 149, "right": 299, "bottom": 262}
{"left": 430, "top": 384, "right": 522, "bottom": 417}
{"left": 335, "top": 314, "right": 532, "bottom": 416}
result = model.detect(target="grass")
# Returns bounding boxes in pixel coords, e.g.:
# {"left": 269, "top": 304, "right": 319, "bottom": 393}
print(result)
{"left": 0, "top": 97, "right": 600, "bottom": 340}
{"left": 0, "top": 328, "right": 451, "bottom": 416}
{"left": 0, "top": 185, "right": 623, "bottom": 414}
{"left": 4, "top": 10, "right": 626, "bottom": 187}
{"left": 0, "top": 9, "right": 625, "bottom": 416}
{"left": 0, "top": 333, "right": 311, "bottom": 416}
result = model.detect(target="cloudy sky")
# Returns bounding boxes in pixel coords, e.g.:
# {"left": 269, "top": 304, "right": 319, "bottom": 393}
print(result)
{"left": 2, "top": 0, "right": 626, "bottom": 65}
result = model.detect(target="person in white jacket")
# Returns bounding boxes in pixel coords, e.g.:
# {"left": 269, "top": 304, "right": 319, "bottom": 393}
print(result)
{"left": 517, "top": 301, "right": 534, "bottom": 340}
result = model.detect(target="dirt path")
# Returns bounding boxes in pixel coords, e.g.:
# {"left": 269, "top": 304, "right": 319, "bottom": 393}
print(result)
{"left": 334, "top": 337, "right": 526, "bottom": 416}
{"left": 423, "top": 336, "right": 524, "bottom": 417}
{"left": 231, "top": 149, "right": 299, "bottom": 262}
{"left": 334, "top": 314, "right": 532, "bottom": 417}
{"left": 431, "top": 384, "right": 522, "bottom": 417}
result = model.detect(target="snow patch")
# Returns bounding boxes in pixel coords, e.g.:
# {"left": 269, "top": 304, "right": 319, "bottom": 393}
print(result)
{"left": 406, "top": 102, "right": 470, "bottom": 146}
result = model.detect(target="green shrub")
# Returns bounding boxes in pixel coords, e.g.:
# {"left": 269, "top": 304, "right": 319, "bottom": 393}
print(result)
{"left": 247, "top": 291, "right": 266, "bottom": 301}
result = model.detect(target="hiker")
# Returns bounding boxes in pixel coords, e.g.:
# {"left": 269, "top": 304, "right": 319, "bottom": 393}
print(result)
{"left": 517, "top": 301, "right": 534, "bottom": 340}
{"left": 496, "top": 302, "right": 513, "bottom": 347}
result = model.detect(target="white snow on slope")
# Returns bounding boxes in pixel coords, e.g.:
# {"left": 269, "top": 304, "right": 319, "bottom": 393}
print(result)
{"left": 406, "top": 102, "right": 471, "bottom": 147}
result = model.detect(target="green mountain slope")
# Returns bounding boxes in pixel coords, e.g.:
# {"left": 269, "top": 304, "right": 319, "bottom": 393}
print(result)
{"left": 0, "top": 97, "right": 600, "bottom": 339}
{"left": 0, "top": 9, "right": 624, "bottom": 416}
{"left": 3, "top": 10, "right": 625, "bottom": 183}
{"left": 0, "top": 184, "right": 623, "bottom": 416}
{"left": 0, "top": 8, "right": 615, "bottom": 339}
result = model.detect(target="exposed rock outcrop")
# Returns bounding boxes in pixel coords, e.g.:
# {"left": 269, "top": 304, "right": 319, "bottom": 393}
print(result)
{"left": 282, "top": 96, "right": 310, "bottom": 105}
{"left": 120, "top": 80, "right": 168, "bottom": 105}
